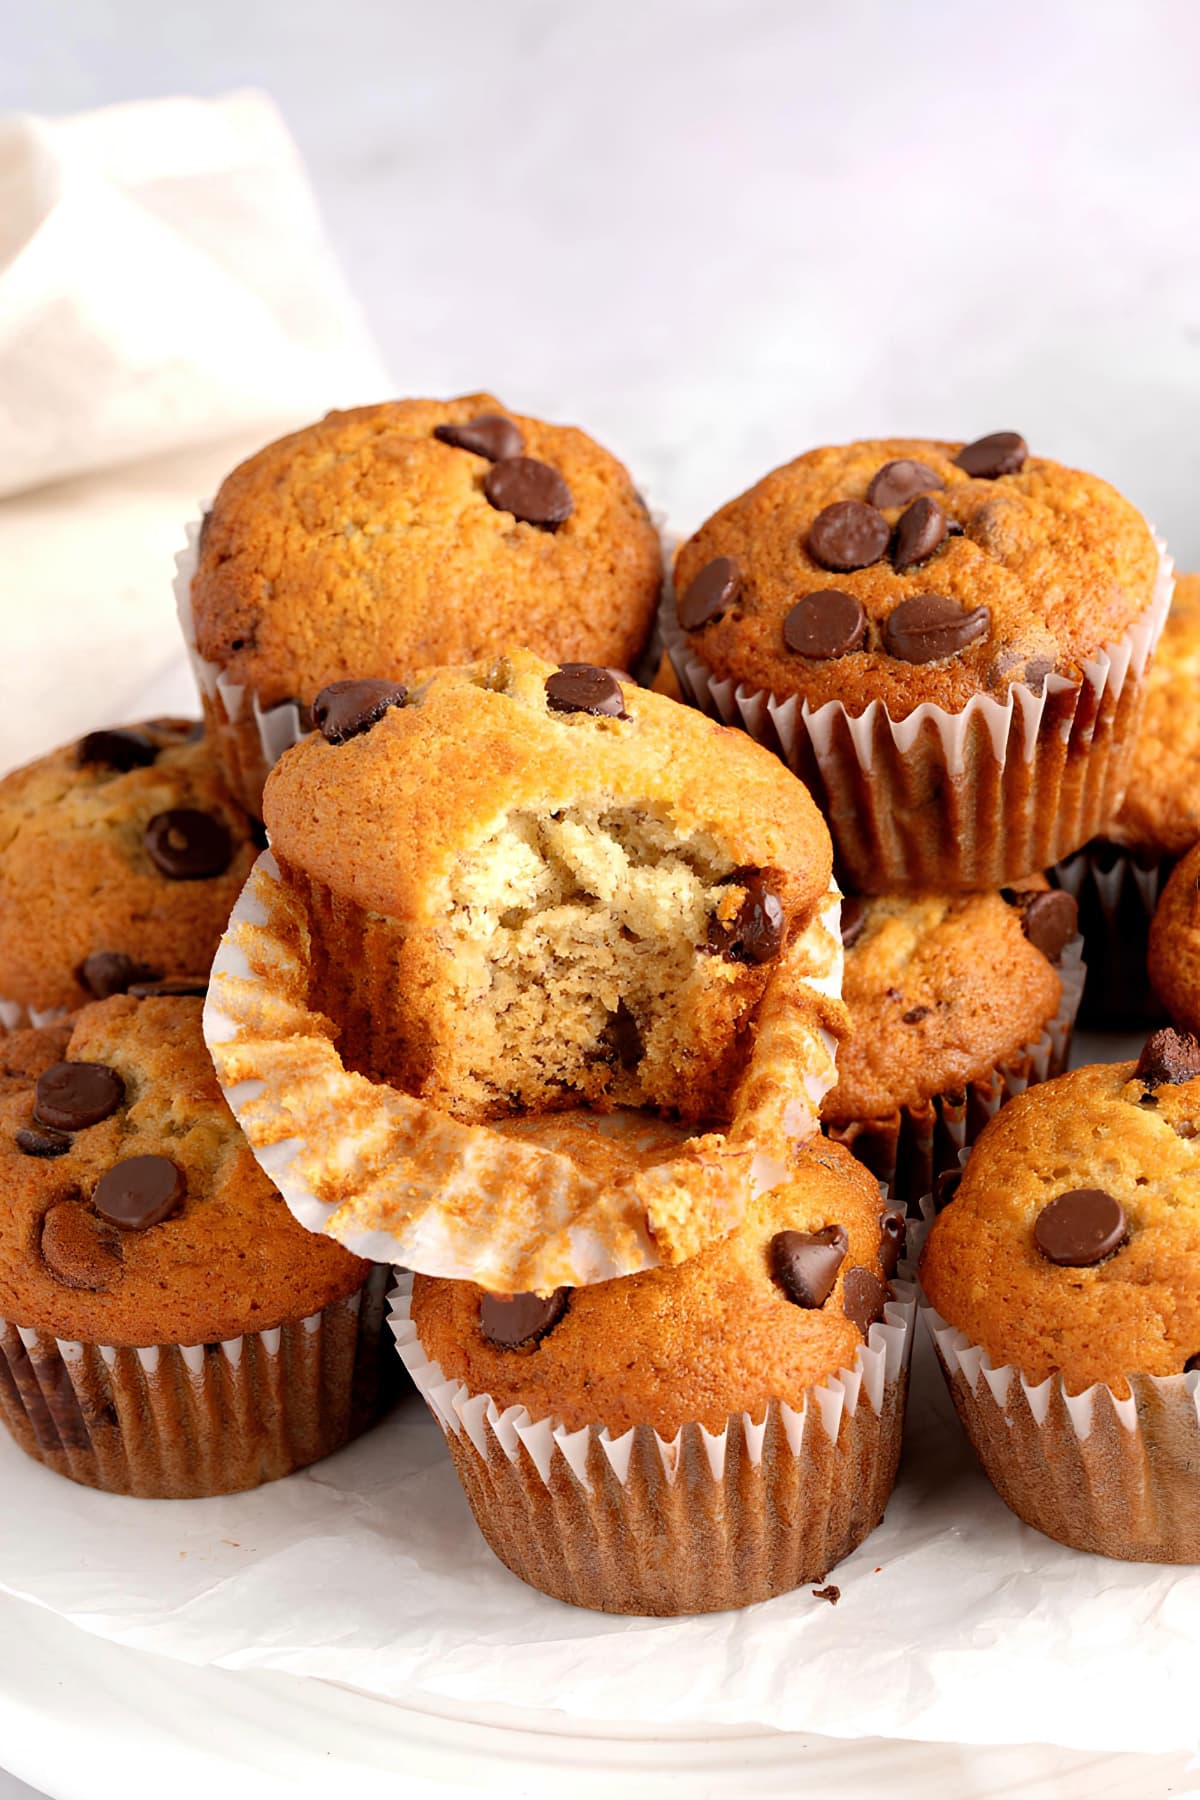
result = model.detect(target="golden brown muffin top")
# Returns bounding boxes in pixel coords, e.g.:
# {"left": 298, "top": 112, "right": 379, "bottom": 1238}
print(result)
{"left": 1111, "top": 573, "right": 1200, "bottom": 856}
{"left": 823, "top": 889, "right": 1069, "bottom": 1121}
{"left": 920, "top": 1040, "right": 1200, "bottom": 1394}
{"left": 0, "top": 721, "right": 258, "bottom": 1014}
{"left": 412, "top": 1139, "right": 897, "bottom": 1435}
{"left": 0, "top": 1022, "right": 74, "bottom": 1096}
{"left": 0, "top": 996, "right": 368, "bottom": 1345}
{"left": 673, "top": 437, "right": 1159, "bottom": 717}
{"left": 191, "top": 395, "right": 662, "bottom": 709}
{"left": 1148, "top": 842, "right": 1200, "bottom": 1030}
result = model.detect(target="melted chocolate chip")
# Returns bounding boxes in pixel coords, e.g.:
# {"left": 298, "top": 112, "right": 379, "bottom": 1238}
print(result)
{"left": 883, "top": 595, "right": 990, "bottom": 663}
{"left": 808, "top": 501, "right": 890, "bottom": 572}
{"left": 79, "top": 951, "right": 162, "bottom": 1000}
{"left": 1034, "top": 1189, "right": 1128, "bottom": 1267}
{"left": 434, "top": 414, "right": 525, "bottom": 461}
{"left": 92, "top": 1155, "right": 187, "bottom": 1232}
{"left": 1135, "top": 1027, "right": 1200, "bottom": 1089}
{"left": 840, "top": 896, "right": 868, "bottom": 949}
{"left": 1001, "top": 888, "right": 1078, "bottom": 963}
{"left": 76, "top": 729, "right": 158, "bottom": 773}
{"left": 34, "top": 1062, "right": 124, "bottom": 1132}
{"left": 783, "top": 590, "right": 867, "bottom": 659}
{"left": 479, "top": 1288, "right": 569, "bottom": 1349}
{"left": 127, "top": 976, "right": 210, "bottom": 998}
{"left": 770, "top": 1226, "right": 848, "bottom": 1309}
{"left": 40, "top": 1201, "right": 123, "bottom": 1291}
{"left": 144, "top": 810, "right": 233, "bottom": 880}
{"left": 706, "top": 870, "right": 785, "bottom": 964}
{"left": 16, "top": 1125, "right": 71, "bottom": 1158}
{"left": 954, "top": 432, "right": 1029, "bottom": 479}
{"left": 312, "top": 678, "right": 408, "bottom": 745}
{"left": 892, "top": 496, "right": 948, "bottom": 573}
{"left": 1186, "top": 1354, "right": 1200, "bottom": 1374}
{"left": 866, "top": 459, "right": 943, "bottom": 510}
{"left": 842, "top": 1265, "right": 889, "bottom": 1337}
{"left": 902, "top": 1005, "right": 931, "bottom": 1024}
{"left": 934, "top": 1167, "right": 962, "bottom": 1212}
{"left": 484, "top": 457, "right": 573, "bottom": 527}
{"left": 879, "top": 1208, "right": 907, "bottom": 1280}
{"left": 545, "top": 664, "right": 628, "bottom": 719}
{"left": 677, "top": 557, "right": 741, "bottom": 631}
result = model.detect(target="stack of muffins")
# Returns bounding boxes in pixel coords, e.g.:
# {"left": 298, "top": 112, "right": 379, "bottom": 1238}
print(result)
{"left": 2, "top": 394, "right": 1196, "bottom": 1610}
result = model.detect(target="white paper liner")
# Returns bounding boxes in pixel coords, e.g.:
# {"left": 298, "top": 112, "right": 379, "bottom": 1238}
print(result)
{"left": 0, "top": 997, "right": 69, "bottom": 1034}
{"left": 1053, "top": 843, "right": 1173, "bottom": 1027}
{"left": 203, "top": 850, "right": 845, "bottom": 1291}
{"left": 389, "top": 1274, "right": 915, "bottom": 1613}
{"left": 662, "top": 535, "right": 1174, "bottom": 890}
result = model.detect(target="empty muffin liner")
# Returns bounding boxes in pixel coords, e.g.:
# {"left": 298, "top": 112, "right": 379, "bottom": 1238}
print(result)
{"left": 1052, "top": 843, "right": 1174, "bottom": 1029}
{"left": 922, "top": 1297, "right": 1200, "bottom": 1564}
{"left": 660, "top": 540, "right": 1173, "bottom": 892}
{"left": 0, "top": 1264, "right": 392, "bottom": 1499}
{"left": 203, "top": 851, "right": 846, "bottom": 1293}
{"left": 824, "top": 935, "right": 1086, "bottom": 1212}
{"left": 389, "top": 1275, "right": 915, "bottom": 1615}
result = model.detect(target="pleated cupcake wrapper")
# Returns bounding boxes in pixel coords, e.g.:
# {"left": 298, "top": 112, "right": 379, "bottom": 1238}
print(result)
{"left": 203, "top": 850, "right": 846, "bottom": 1292}
{"left": 921, "top": 1295, "right": 1200, "bottom": 1563}
{"left": 0, "top": 997, "right": 69, "bottom": 1034}
{"left": 661, "top": 537, "right": 1173, "bottom": 891}
{"left": 0, "top": 1263, "right": 392, "bottom": 1499}
{"left": 825, "top": 934, "right": 1086, "bottom": 1213}
{"left": 1053, "top": 842, "right": 1174, "bottom": 1029}
{"left": 389, "top": 1275, "right": 915, "bottom": 1615}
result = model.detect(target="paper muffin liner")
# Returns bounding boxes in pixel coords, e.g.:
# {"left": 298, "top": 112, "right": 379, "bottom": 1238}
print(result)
{"left": 661, "top": 539, "right": 1174, "bottom": 891}
{"left": 203, "top": 851, "right": 845, "bottom": 1292}
{"left": 825, "top": 934, "right": 1086, "bottom": 1212}
{"left": 1052, "top": 843, "right": 1174, "bottom": 1029}
{"left": 0, "top": 1264, "right": 393, "bottom": 1499}
{"left": 921, "top": 1295, "right": 1200, "bottom": 1563}
{"left": 0, "top": 997, "right": 69, "bottom": 1035}
{"left": 390, "top": 1275, "right": 915, "bottom": 1615}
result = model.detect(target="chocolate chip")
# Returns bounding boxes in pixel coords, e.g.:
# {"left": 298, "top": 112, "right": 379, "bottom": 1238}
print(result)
{"left": 1135, "top": 1028, "right": 1200, "bottom": 1089}
{"left": 770, "top": 1226, "right": 848, "bottom": 1309}
{"left": 93, "top": 1155, "right": 186, "bottom": 1232}
{"left": 434, "top": 414, "right": 525, "bottom": 461}
{"left": 883, "top": 595, "right": 990, "bottom": 664}
{"left": 545, "top": 664, "right": 628, "bottom": 719}
{"left": 934, "top": 1168, "right": 962, "bottom": 1211}
{"left": 945, "top": 519, "right": 965, "bottom": 537}
{"left": 144, "top": 809, "right": 233, "bottom": 880}
{"left": 783, "top": 590, "right": 867, "bottom": 659}
{"left": 812, "top": 1585, "right": 841, "bottom": 1605}
{"left": 602, "top": 999, "right": 643, "bottom": 1069}
{"left": 808, "top": 501, "right": 890, "bottom": 572}
{"left": 707, "top": 870, "right": 785, "bottom": 964}
{"left": 842, "top": 1265, "right": 889, "bottom": 1337}
{"left": 954, "top": 432, "right": 1029, "bottom": 479}
{"left": 1034, "top": 1189, "right": 1128, "bottom": 1267}
{"left": 312, "top": 678, "right": 408, "bottom": 745}
{"left": 902, "top": 1005, "right": 931, "bottom": 1024}
{"left": 76, "top": 729, "right": 158, "bottom": 773}
{"left": 840, "top": 896, "right": 868, "bottom": 949}
{"left": 34, "top": 1062, "right": 124, "bottom": 1132}
{"left": 127, "top": 976, "right": 210, "bottom": 999}
{"left": 484, "top": 457, "right": 573, "bottom": 528}
{"left": 1186, "top": 1354, "right": 1200, "bottom": 1374}
{"left": 866, "top": 459, "right": 943, "bottom": 510}
{"left": 892, "top": 496, "right": 948, "bottom": 573}
{"left": 677, "top": 557, "right": 741, "bottom": 631}
{"left": 16, "top": 1125, "right": 71, "bottom": 1158}
{"left": 479, "top": 1288, "right": 569, "bottom": 1349}
{"left": 79, "top": 952, "right": 162, "bottom": 999}
{"left": 879, "top": 1208, "right": 907, "bottom": 1280}
{"left": 1002, "top": 888, "right": 1078, "bottom": 963}
{"left": 40, "top": 1201, "right": 123, "bottom": 1291}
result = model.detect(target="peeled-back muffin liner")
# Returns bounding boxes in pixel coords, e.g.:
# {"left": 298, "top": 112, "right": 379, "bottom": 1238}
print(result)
{"left": 204, "top": 851, "right": 847, "bottom": 1293}
{"left": 0, "top": 998, "right": 69, "bottom": 1035}
{"left": 389, "top": 1274, "right": 915, "bottom": 1615}
{"left": 1053, "top": 843, "right": 1174, "bottom": 1029}
{"left": 660, "top": 538, "right": 1174, "bottom": 891}
{"left": 0, "top": 1263, "right": 392, "bottom": 1499}
{"left": 825, "top": 934, "right": 1086, "bottom": 1212}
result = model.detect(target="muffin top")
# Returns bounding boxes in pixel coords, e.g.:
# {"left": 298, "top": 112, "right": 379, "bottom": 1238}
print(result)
{"left": 823, "top": 886, "right": 1074, "bottom": 1122}
{"left": 0, "top": 995, "right": 368, "bottom": 1345}
{"left": 0, "top": 720, "right": 258, "bottom": 1014}
{"left": 190, "top": 395, "right": 663, "bottom": 711}
{"left": 920, "top": 1033, "right": 1200, "bottom": 1394}
{"left": 673, "top": 436, "right": 1160, "bottom": 716}
{"left": 411, "top": 1139, "right": 900, "bottom": 1435}
{"left": 1110, "top": 573, "right": 1200, "bottom": 856}
{"left": 1148, "top": 841, "right": 1200, "bottom": 1030}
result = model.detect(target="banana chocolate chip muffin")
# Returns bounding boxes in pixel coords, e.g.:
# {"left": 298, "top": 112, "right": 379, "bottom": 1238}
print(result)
{"left": 397, "top": 1138, "right": 912, "bottom": 1614}
{"left": 181, "top": 395, "right": 663, "bottom": 815}
{"left": 921, "top": 1029, "right": 1200, "bottom": 1561}
{"left": 823, "top": 884, "right": 1082, "bottom": 1209}
{"left": 0, "top": 993, "right": 390, "bottom": 1497}
{"left": 0, "top": 719, "right": 257, "bottom": 1028}
{"left": 666, "top": 435, "right": 1168, "bottom": 890}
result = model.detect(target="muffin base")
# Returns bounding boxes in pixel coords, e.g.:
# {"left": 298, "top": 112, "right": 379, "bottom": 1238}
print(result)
{"left": 391, "top": 1277, "right": 914, "bottom": 1616}
{"left": 1052, "top": 843, "right": 1174, "bottom": 1029}
{"left": 0, "top": 1264, "right": 393, "bottom": 1498}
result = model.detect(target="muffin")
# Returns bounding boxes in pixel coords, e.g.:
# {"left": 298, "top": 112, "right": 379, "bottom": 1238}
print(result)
{"left": 0, "top": 993, "right": 391, "bottom": 1497}
{"left": 395, "top": 1138, "right": 913, "bottom": 1614}
{"left": 1147, "top": 837, "right": 1200, "bottom": 1031}
{"left": 0, "top": 718, "right": 258, "bottom": 1028}
{"left": 178, "top": 395, "right": 664, "bottom": 815}
{"left": 665, "top": 435, "right": 1170, "bottom": 890}
{"left": 1056, "top": 573, "right": 1200, "bottom": 1027}
{"left": 205, "top": 653, "right": 847, "bottom": 1292}
{"left": 823, "top": 884, "right": 1083, "bottom": 1210}
{"left": 921, "top": 1030, "right": 1200, "bottom": 1561}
